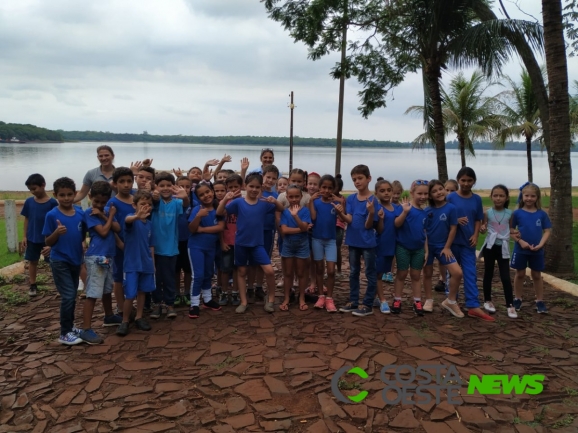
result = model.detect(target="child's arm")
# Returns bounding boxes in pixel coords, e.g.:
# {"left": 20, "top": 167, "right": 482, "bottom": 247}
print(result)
{"left": 376, "top": 208, "right": 385, "bottom": 234}
{"left": 45, "top": 219, "right": 67, "bottom": 247}
{"left": 189, "top": 207, "right": 208, "bottom": 233}
{"left": 240, "top": 157, "right": 249, "bottom": 187}
{"left": 203, "top": 159, "right": 219, "bottom": 182}
{"left": 395, "top": 199, "right": 412, "bottom": 228}
{"left": 150, "top": 246, "right": 155, "bottom": 271}
{"left": 480, "top": 210, "right": 488, "bottom": 234}
{"left": 290, "top": 207, "right": 309, "bottom": 232}
{"left": 198, "top": 220, "right": 225, "bottom": 234}
{"left": 173, "top": 186, "right": 190, "bottom": 208}
{"left": 217, "top": 191, "right": 241, "bottom": 216}
{"left": 308, "top": 193, "right": 319, "bottom": 220}
{"left": 424, "top": 235, "right": 429, "bottom": 266}
{"left": 213, "top": 154, "right": 232, "bottom": 181}
{"left": 332, "top": 200, "right": 352, "bottom": 224}
{"left": 442, "top": 226, "right": 457, "bottom": 260}
{"left": 280, "top": 225, "right": 302, "bottom": 235}
{"left": 365, "top": 197, "right": 376, "bottom": 229}
{"left": 114, "top": 234, "right": 124, "bottom": 250}
{"left": 261, "top": 196, "right": 284, "bottom": 213}
{"left": 470, "top": 220, "right": 481, "bottom": 247}
{"left": 22, "top": 217, "right": 29, "bottom": 249}
{"left": 531, "top": 228, "right": 552, "bottom": 251}
{"left": 91, "top": 209, "right": 116, "bottom": 238}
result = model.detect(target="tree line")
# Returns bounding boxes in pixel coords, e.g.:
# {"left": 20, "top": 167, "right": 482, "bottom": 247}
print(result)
{"left": 0, "top": 121, "right": 63, "bottom": 142}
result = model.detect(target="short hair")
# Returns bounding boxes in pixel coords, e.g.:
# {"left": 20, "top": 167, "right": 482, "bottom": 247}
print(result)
{"left": 213, "top": 180, "right": 226, "bottom": 189}
{"left": 319, "top": 174, "right": 336, "bottom": 189}
{"left": 427, "top": 179, "right": 445, "bottom": 207}
{"left": 351, "top": 164, "right": 370, "bottom": 178}
{"left": 96, "top": 145, "right": 115, "bottom": 157}
{"left": 263, "top": 164, "right": 280, "bottom": 177}
{"left": 245, "top": 173, "right": 263, "bottom": 185}
{"left": 456, "top": 166, "right": 477, "bottom": 183}
{"left": 491, "top": 184, "right": 510, "bottom": 209}
{"left": 90, "top": 181, "right": 112, "bottom": 198}
{"left": 53, "top": 177, "right": 76, "bottom": 194}
{"left": 25, "top": 173, "right": 46, "bottom": 187}
{"left": 133, "top": 190, "right": 152, "bottom": 204}
{"left": 176, "top": 175, "right": 191, "bottom": 183}
{"left": 226, "top": 174, "right": 243, "bottom": 185}
{"left": 139, "top": 166, "right": 156, "bottom": 180}
{"left": 113, "top": 167, "right": 134, "bottom": 183}
{"left": 155, "top": 171, "right": 175, "bottom": 185}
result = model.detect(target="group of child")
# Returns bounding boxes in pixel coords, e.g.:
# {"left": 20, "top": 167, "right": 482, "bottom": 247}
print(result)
{"left": 20, "top": 151, "right": 551, "bottom": 345}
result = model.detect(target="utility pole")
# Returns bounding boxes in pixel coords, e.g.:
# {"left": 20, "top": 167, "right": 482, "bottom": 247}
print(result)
{"left": 335, "top": 2, "right": 347, "bottom": 176}
{"left": 289, "top": 91, "right": 295, "bottom": 171}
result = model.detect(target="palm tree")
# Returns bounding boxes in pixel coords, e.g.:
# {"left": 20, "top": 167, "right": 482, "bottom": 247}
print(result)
{"left": 495, "top": 69, "right": 541, "bottom": 182}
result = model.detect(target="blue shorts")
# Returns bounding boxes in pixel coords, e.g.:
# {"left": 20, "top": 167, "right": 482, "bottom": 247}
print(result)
{"left": 282, "top": 237, "right": 310, "bottom": 259}
{"left": 426, "top": 246, "right": 458, "bottom": 266}
{"left": 312, "top": 238, "right": 337, "bottom": 262}
{"left": 123, "top": 272, "right": 155, "bottom": 299}
{"left": 264, "top": 230, "right": 275, "bottom": 257}
{"left": 113, "top": 249, "right": 124, "bottom": 283}
{"left": 235, "top": 245, "right": 271, "bottom": 267}
{"left": 25, "top": 241, "right": 48, "bottom": 262}
{"left": 376, "top": 255, "right": 394, "bottom": 275}
{"left": 85, "top": 256, "right": 113, "bottom": 299}
{"left": 510, "top": 251, "right": 544, "bottom": 271}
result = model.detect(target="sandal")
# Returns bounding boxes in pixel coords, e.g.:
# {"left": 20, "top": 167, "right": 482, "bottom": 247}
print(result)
{"left": 299, "top": 303, "right": 309, "bottom": 311}
{"left": 279, "top": 303, "right": 290, "bottom": 311}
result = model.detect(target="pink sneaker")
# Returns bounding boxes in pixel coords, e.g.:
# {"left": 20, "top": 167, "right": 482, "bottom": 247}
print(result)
{"left": 325, "top": 297, "right": 337, "bottom": 313}
{"left": 314, "top": 295, "right": 326, "bottom": 309}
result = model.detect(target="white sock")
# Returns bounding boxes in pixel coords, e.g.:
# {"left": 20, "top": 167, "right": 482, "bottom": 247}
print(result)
{"left": 447, "top": 299, "right": 457, "bottom": 305}
{"left": 202, "top": 289, "right": 212, "bottom": 303}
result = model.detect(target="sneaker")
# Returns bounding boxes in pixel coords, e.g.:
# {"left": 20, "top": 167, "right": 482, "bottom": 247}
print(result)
{"left": 467, "top": 309, "right": 495, "bottom": 321}
{"left": 314, "top": 295, "right": 326, "bottom": 309}
{"left": 231, "top": 291, "right": 241, "bottom": 306}
{"left": 116, "top": 322, "right": 129, "bottom": 336}
{"left": 203, "top": 299, "right": 222, "bottom": 311}
{"left": 135, "top": 318, "right": 151, "bottom": 331}
{"left": 29, "top": 284, "right": 38, "bottom": 297}
{"left": 373, "top": 297, "right": 381, "bottom": 308}
{"left": 264, "top": 302, "right": 275, "bottom": 313}
{"left": 380, "top": 301, "right": 391, "bottom": 314}
{"left": 434, "top": 280, "right": 445, "bottom": 293}
{"left": 188, "top": 306, "right": 200, "bottom": 318}
{"left": 184, "top": 295, "right": 191, "bottom": 306}
{"left": 352, "top": 305, "right": 373, "bottom": 317}
{"left": 276, "top": 280, "right": 284, "bottom": 288}
{"left": 174, "top": 295, "right": 182, "bottom": 307}
{"left": 218, "top": 292, "right": 229, "bottom": 306}
{"left": 103, "top": 314, "right": 123, "bottom": 327}
{"left": 150, "top": 305, "right": 162, "bottom": 319}
{"left": 78, "top": 280, "right": 85, "bottom": 292}
{"left": 143, "top": 305, "right": 153, "bottom": 314}
{"left": 423, "top": 299, "right": 434, "bottom": 313}
{"left": 441, "top": 299, "right": 464, "bottom": 318}
{"left": 166, "top": 307, "right": 177, "bottom": 318}
{"left": 72, "top": 326, "right": 83, "bottom": 336}
{"left": 59, "top": 332, "right": 83, "bottom": 346}
{"left": 79, "top": 329, "right": 103, "bottom": 345}
{"left": 385, "top": 273, "right": 394, "bottom": 283}
{"left": 339, "top": 303, "right": 358, "bottom": 313}
{"left": 413, "top": 301, "right": 424, "bottom": 316}
{"left": 235, "top": 304, "right": 248, "bottom": 314}
{"left": 483, "top": 301, "right": 496, "bottom": 314}
{"left": 325, "top": 298, "right": 337, "bottom": 313}
{"left": 507, "top": 306, "right": 518, "bottom": 319}
{"left": 536, "top": 301, "right": 548, "bottom": 314}
{"left": 513, "top": 298, "right": 522, "bottom": 311}
{"left": 255, "top": 286, "right": 266, "bottom": 300}
{"left": 391, "top": 299, "right": 402, "bottom": 314}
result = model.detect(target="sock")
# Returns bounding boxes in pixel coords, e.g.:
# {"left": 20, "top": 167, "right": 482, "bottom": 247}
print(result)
{"left": 447, "top": 299, "right": 457, "bottom": 305}
{"left": 394, "top": 297, "right": 402, "bottom": 301}
{"left": 535, "top": 299, "right": 542, "bottom": 303}
{"left": 201, "top": 289, "right": 212, "bottom": 303}
{"left": 191, "top": 294, "right": 201, "bottom": 307}
{"left": 427, "top": 298, "right": 433, "bottom": 302}
{"left": 414, "top": 297, "right": 421, "bottom": 302}
{"left": 326, "top": 297, "right": 333, "bottom": 300}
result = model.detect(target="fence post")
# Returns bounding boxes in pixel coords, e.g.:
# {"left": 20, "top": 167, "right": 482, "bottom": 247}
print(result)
{"left": 81, "top": 197, "right": 89, "bottom": 211}
{"left": 5, "top": 199, "right": 18, "bottom": 253}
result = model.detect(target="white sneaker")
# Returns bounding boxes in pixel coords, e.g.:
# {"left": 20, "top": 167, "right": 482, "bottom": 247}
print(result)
{"left": 423, "top": 299, "right": 434, "bottom": 312}
{"left": 78, "top": 281, "right": 85, "bottom": 292}
{"left": 483, "top": 301, "right": 496, "bottom": 313}
{"left": 507, "top": 307, "right": 518, "bottom": 319}
{"left": 276, "top": 280, "right": 284, "bottom": 288}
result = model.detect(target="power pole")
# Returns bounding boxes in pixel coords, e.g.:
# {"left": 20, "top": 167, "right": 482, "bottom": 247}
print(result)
{"left": 335, "top": 3, "right": 347, "bottom": 176}
{"left": 289, "top": 91, "right": 295, "bottom": 171}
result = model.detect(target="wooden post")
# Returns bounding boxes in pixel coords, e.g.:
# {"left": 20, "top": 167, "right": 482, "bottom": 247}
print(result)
{"left": 5, "top": 200, "right": 18, "bottom": 253}
{"left": 289, "top": 91, "right": 295, "bottom": 172}
{"left": 81, "top": 197, "right": 89, "bottom": 211}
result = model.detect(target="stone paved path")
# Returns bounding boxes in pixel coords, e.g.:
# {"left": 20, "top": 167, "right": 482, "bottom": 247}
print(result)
{"left": 1, "top": 252, "right": 578, "bottom": 433}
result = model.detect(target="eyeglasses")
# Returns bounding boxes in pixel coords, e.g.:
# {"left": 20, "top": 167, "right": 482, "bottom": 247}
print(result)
{"left": 415, "top": 180, "right": 429, "bottom": 185}
{"left": 261, "top": 148, "right": 274, "bottom": 152}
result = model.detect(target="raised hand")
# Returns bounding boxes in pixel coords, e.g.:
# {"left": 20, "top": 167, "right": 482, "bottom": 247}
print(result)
{"left": 240, "top": 157, "right": 250, "bottom": 171}
{"left": 401, "top": 197, "right": 412, "bottom": 213}
{"left": 261, "top": 196, "right": 277, "bottom": 204}
{"left": 142, "top": 159, "right": 153, "bottom": 167}
{"left": 55, "top": 220, "right": 67, "bottom": 236}
{"left": 289, "top": 204, "right": 301, "bottom": 216}
{"left": 205, "top": 159, "right": 220, "bottom": 167}
{"left": 366, "top": 196, "right": 375, "bottom": 214}
{"left": 331, "top": 202, "right": 344, "bottom": 214}
{"left": 144, "top": 180, "right": 152, "bottom": 192}
{"left": 90, "top": 207, "right": 103, "bottom": 217}
{"left": 172, "top": 185, "right": 188, "bottom": 199}
{"left": 197, "top": 206, "right": 210, "bottom": 218}
{"left": 173, "top": 168, "right": 183, "bottom": 177}
{"left": 152, "top": 190, "right": 160, "bottom": 201}
{"left": 109, "top": 203, "right": 117, "bottom": 217}
{"left": 331, "top": 194, "right": 342, "bottom": 204}
{"left": 203, "top": 169, "right": 214, "bottom": 181}
{"left": 378, "top": 208, "right": 385, "bottom": 219}
{"left": 221, "top": 154, "right": 232, "bottom": 163}
{"left": 136, "top": 204, "right": 151, "bottom": 219}
{"left": 130, "top": 161, "right": 143, "bottom": 174}
{"left": 310, "top": 192, "right": 321, "bottom": 201}
{"left": 223, "top": 190, "right": 241, "bottom": 202}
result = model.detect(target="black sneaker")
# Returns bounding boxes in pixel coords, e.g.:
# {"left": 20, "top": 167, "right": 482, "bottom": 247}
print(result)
{"left": 255, "top": 286, "right": 266, "bottom": 300}
{"left": 391, "top": 299, "right": 402, "bottom": 314}
{"left": 150, "top": 305, "right": 162, "bottom": 319}
{"left": 116, "top": 322, "right": 129, "bottom": 336}
{"left": 203, "top": 299, "right": 222, "bottom": 311}
{"left": 188, "top": 306, "right": 200, "bottom": 318}
{"left": 434, "top": 280, "right": 445, "bottom": 293}
{"left": 135, "top": 318, "right": 151, "bottom": 331}
{"left": 28, "top": 284, "right": 38, "bottom": 297}
{"left": 413, "top": 301, "right": 424, "bottom": 316}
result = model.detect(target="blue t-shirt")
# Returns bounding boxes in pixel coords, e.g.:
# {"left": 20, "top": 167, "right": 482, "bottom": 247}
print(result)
{"left": 446, "top": 192, "right": 483, "bottom": 248}
{"left": 225, "top": 198, "right": 276, "bottom": 247}
{"left": 106, "top": 196, "right": 135, "bottom": 241}
{"left": 42, "top": 206, "right": 86, "bottom": 266}
{"left": 280, "top": 207, "right": 312, "bottom": 241}
{"left": 344, "top": 194, "right": 380, "bottom": 248}
{"left": 123, "top": 217, "right": 154, "bottom": 273}
{"left": 85, "top": 208, "right": 117, "bottom": 258}
{"left": 151, "top": 198, "right": 183, "bottom": 257}
{"left": 188, "top": 206, "right": 223, "bottom": 249}
{"left": 377, "top": 204, "right": 401, "bottom": 257}
{"left": 425, "top": 203, "right": 458, "bottom": 248}
{"left": 512, "top": 209, "right": 552, "bottom": 255}
{"left": 396, "top": 206, "right": 427, "bottom": 250}
{"left": 21, "top": 197, "right": 58, "bottom": 243}
{"left": 262, "top": 190, "right": 278, "bottom": 231}
{"left": 312, "top": 199, "right": 338, "bottom": 240}
{"left": 178, "top": 207, "right": 191, "bottom": 242}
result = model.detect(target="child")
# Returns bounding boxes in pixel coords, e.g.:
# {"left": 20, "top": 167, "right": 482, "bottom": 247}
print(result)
{"left": 333, "top": 165, "right": 382, "bottom": 317}
{"left": 175, "top": 176, "right": 192, "bottom": 306}
{"left": 42, "top": 177, "right": 87, "bottom": 345}
{"left": 82, "top": 181, "right": 123, "bottom": 344}
{"left": 309, "top": 175, "right": 339, "bottom": 313}
{"left": 150, "top": 172, "right": 189, "bottom": 320}
{"left": 305, "top": 172, "right": 321, "bottom": 293}
{"left": 479, "top": 184, "right": 516, "bottom": 318}
{"left": 212, "top": 154, "right": 232, "bottom": 182}
{"left": 386, "top": 180, "right": 404, "bottom": 283}
{"left": 447, "top": 167, "right": 494, "bottom": 321}
{"left": 277, "top": 177, "right": 288, "bottom": 195}
{"left": 213, "top": 181, "right": 227, "bottom": 202}
{"left": 217, "top": 173, "right": 284, "bottom": 313}
{"left": 212, "top": 180, "right": 228, "bottom": 296}
{"left": 136, "top": 166, "right": 155, "bottom": 192}
{"left": 218, "top": 174, "right": 243, "bottom": 306}
{"left": 510, "top": 183, "right": 551, "bottom": 314}
{"left": 391, "top": 180, "right": 428, "bottom": 316}
{"left": 117, "top": 190, "right": 155, "bottom": 336}
{"left": 21, "top": 173, "right": 58, "bottom": 296}
{"left": 188, "top": 183, "right": 225, "bottom": 318}
{"left": 280, "top": 185, "right": 312, "bottom": 311}
{"left": 434, "top": 179, "right": 459, "bottom": 293}
{"left": 374, "top": 178, "right": 399, "bottom": 313}
{"left": 188, "top": 166, "right": 203, "bottom": 207}
{"left": 334, "top": 174, "right": 346, "bottom": 278}
{"left": 423, "top": 180, "right": 464, "bottom": 317}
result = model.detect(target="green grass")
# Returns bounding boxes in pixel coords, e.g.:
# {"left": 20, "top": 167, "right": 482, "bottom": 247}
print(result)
{"left": 0, "top": 218, "right": 25, "bottom": 268}
{"left": 0, "top": 191, "right": 31, "bottom": 200}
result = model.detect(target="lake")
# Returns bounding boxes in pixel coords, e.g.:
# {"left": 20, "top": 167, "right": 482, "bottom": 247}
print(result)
{"left": 0, "top": 141, "right": 569, "bottom": 191}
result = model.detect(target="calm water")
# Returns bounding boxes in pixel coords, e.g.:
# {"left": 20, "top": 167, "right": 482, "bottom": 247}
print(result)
{"left": 0, "top": 141, "right": 569, "bottom": 191}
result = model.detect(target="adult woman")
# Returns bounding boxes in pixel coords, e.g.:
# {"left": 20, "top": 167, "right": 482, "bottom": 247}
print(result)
{"left": 74, "top": 145, "right": 117, "bottom": 202}
{"left": 248, "top": 148, "right": 275, "bottom": 175}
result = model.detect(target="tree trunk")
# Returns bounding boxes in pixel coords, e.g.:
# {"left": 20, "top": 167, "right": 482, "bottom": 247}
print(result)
{"left": 542, "top": 0, "right": 574, "bottom": 274}
{"left": 525, "top": 135, "right": 533, "bottom": 182}
{"left": 426, "top": 62, "right": 448, "bottom": 182}
{"left": 458, "top": 136, "right": 466, "bottom": 168}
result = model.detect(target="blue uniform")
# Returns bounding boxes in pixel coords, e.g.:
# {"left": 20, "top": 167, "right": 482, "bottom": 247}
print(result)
{"left": 123, "top": 216, "right": 155, "bottom": 299}
{"left": 151, "top": 198, "right": 183, "bottom": 257}
{"left": 396, "top": 206, "right": 427, "bottom": 251}
{"left": 85, "top": 208, "right": 117, "bottom": 258}
{"left": 107, "top": 196, "right": 135, "bottom": 283}
{"left": 344, "top": 194, "right": 380, "bottom": 248}
{"left": 42, "top": 206, "right": 86, "bottom": 266}
{"left": 22, "top": 197, "right": 58, "bottom": 243}
{"left": 312, "top": 199, "right": 338, "bottom": 240}
{"left": 424, "top": 203, "right": 458, "bottom": 266}
{"left": 376, "top": 204, "right": 401, "bottom": 274}
{"left": 510, "top": 209, "right": 551, "bottom": 271}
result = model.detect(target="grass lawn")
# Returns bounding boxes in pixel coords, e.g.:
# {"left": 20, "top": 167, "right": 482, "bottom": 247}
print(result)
{"left": 0, "top": 218, "right": 24, "bottom": 268}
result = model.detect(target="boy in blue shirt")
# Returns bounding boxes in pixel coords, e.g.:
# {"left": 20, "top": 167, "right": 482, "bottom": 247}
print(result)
{"left": 81, "top": 181, "right": 123, "bottom": 344}
{"left": 21, "top": 173, "right": 58, "bottom": 297}
{"left": 117, "top": 190, "right": 155, "bottom": 336}
{"left": 333, "top": 165, "right": 382, "bottom": 317}
{"left": 149, "top": 172, "right": 189, "bottom": 319}
{"left": 42, "top": 177, "right": 87, "bottom": 345}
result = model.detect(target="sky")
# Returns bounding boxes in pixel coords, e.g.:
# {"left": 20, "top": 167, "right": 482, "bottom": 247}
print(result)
{"left": 0, "top": 0, "right": 576, "bottom": 142}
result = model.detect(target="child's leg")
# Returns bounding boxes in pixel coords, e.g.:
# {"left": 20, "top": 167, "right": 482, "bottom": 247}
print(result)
{"left": 202, "top": 249, "right": 215, "bottom": 303}
{"left": 514, "top": 269, "right": 526, "bottom": 300}
{"left": 184, "top": 272, "right": 192, "bottom": 297}
{"left": 446, "top": 262, "right": 463, "bottom": 301}
{"left": 326, "top": 261, "right": 335, "bottom": 298}
{"left": 410, "top": 268, "right": 423, "bottom": 299}
{"left": 247, "top": 266, "right": 256, "bottom": 290}
{"left": 423, "top": 265, "right": 434, "bottom": 298}
{"left": 481, "top": 246, "right": 496, "bottom": 302}
{"left": 237, "top": 266, "right": 248, "bottom": 305}
{"left": 456, "top": 246, "right": 481, "bottom": 309}
{"left": 531, "top": 270, "right": 543, "bottom": 300}
{"left": 102, "top": 293, "right": 114, "bottom": 316}
{"left": 348, "top": 247, "right": 362, "bottom": 305}
{"left": 336, "top": 228, "right": 344, "bottom": 274}
{"left": 189, "top": 247, "right": 205, "bottom": 307}
{"left": 153, "top": 254, "right": 164, "bottom": 307}
{"left": 496, "top": 256, "right": 514, "bottom": 307}
{"left": 315, "top": 260, "right": 324, "bottom": 296}
{"left": 361, "top": 248, "right": 377, "bottom": 308}
{"left": 113, "top": 249, "right": 125, "bottom": 311}
{"left": 296, "top": 258, "right": 308, "bottom": 306}
{"left": 377, "top": 276, "right": 385, "bottom": 302}
{"left": 282, "top": 257, "right": 294, "bottom": 306}
{"left": 161, "top": 256, "right": 177, "bottom": 307}
{"left": 255, "top": 267, "right": 264, "bottom": 289}
{"left": 439, "top": 263, "right": 447, "bottom": 283}
{"left": 83, "top": 298, "right": 97, "bottom": 330}
{"left": 135, "top": 291, "right": 146, "bottom": 320}
{"left": 261, "top": 264, "right": 276, "bottom": 303}
{"left": 394, "top": 246, "right": 409, "bottom": 299}
{"left": 51, "top": 261, "right": 79, "bottom": 336}
{"left": 122, "top": 297, "right": 134, "bottom": 323}
{"left": 29, "top": 260, "right": 39, "bottom": 285}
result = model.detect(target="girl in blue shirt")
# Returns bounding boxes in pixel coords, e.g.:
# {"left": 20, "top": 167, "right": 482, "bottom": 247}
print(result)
{"left": 188, "top": 183, "right": 225, "bottom": 319}
{"left": 510, "top": 183, "right": 552, "bottom": 314}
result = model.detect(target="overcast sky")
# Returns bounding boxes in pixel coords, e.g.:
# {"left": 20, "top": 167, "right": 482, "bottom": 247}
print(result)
{"left": 0, "top": 0, "right": 576, "bottom": 142}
